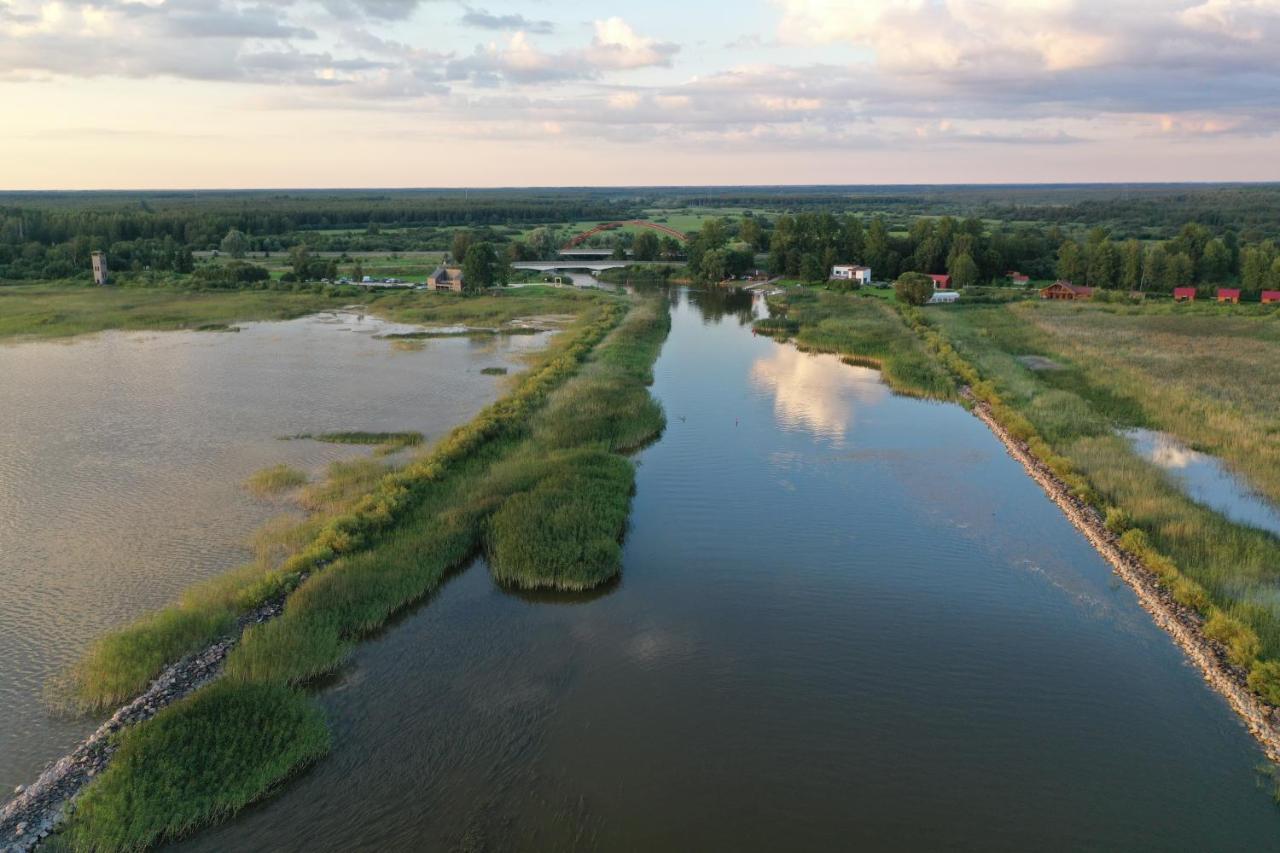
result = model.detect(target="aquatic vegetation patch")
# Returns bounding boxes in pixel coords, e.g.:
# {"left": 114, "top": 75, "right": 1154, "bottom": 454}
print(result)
{"left": 54, "top": 682, "right": 329, "bottom": 852}
{"left": 291, "top": 431, "right": 423, "bottom": 454}
{"left": 243, "top": 464, "right": 308, "bottom": 496}
{"left": 481, "top": 366, "right": 509, "bottom": 375}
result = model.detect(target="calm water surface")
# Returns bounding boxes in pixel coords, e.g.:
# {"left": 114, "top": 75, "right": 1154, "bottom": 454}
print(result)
{"left": 0, "top": 312, "right": 545, "bottom": 792}
{"left": 179, "top": 290, "right": 1280, "bottom": 851}
{"left": 1126, "top": 427, "right": 1280, "bottom": 538}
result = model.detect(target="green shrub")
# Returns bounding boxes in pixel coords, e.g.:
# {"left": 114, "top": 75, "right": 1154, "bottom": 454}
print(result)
{"left": 1204, "top": 611, "right": 1262, "bottom": 667}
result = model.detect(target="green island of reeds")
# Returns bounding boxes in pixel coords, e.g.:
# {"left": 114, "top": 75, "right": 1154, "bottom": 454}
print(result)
{"left": 757, "top": 289, "right": 1280, "bottom": 704}
{"left": 287, "top": 431, "right": 424, "bottom": 456}
{"left": 52, "top": 292, "right": 669, "bottom": 851}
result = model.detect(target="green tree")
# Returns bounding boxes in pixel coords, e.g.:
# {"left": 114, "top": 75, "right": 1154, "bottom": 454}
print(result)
{"left": 633, "top": 230, "right": 660, "bottom": 261}
{"left": 1142, "top": 244, "right": 1167, "bottom": 292}
{"left": 698, "top": 248, "right": 729, "bottom": 283}
{"left": 175, "top": 246, "right": 195, "bottom": 274}
{"left": 288, "top": 244, "right": 311, "bottom": 280}
{"left": 1121, "top": 239, "right": 1142, "bottom": 291}
{"left": 894, "top": 271, "right": 934, "bottom": 306}
{"left": 799, "top": 253, "right": 824, "bottom": 283}
{"left": 1269, "top": 257, "right": 1280, "bottom": 291}
{"left": 451, "top": 230, "right": 474, "bottom": 265}
{"left": 1241, "top": 244, "right": 1275, "bottom": 293}
{"left": 1056, "top": 240, "right": 1085, "bottom": 283}
{"left": 948, "top": 252, "right": 979, "bottom": 289}
{"left": 461, "top": 242, "right": 498, "bottom": 293}
{"left": 1165, "top": 252, "right": 1194, "bottom": 290}
{"left": 351, "top": 262, "right": 364, "bottom": 283}
{"left": 220, "top": 229, "right": 248, "bottom": 259}
{"left": 1199, "top": 238, "right": 1231, "bottom": 283}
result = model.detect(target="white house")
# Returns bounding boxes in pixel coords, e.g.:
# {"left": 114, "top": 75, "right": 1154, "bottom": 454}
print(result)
{"left": 927, "top": 291, "right": 960, "bottom": 304}
{"left": 830, "top": 264, "right": 872, "bottom": 284}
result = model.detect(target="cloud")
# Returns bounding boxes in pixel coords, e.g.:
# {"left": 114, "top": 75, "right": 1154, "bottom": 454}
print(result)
{"left": 584, "top": 17, "right": 678, "bottom": 70}
{"left": 447, "top": 18, "right": 679, "bottom": 85}
{"left": 460, "top": 7, "right": 553, "bottom": 34}
{"left": 319, "top": 0, "right": 423, "bottom": 21}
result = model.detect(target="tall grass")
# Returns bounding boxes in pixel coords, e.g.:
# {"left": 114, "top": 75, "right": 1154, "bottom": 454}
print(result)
{"left": 53, "top": 682, "right": 329, "bottom": 852}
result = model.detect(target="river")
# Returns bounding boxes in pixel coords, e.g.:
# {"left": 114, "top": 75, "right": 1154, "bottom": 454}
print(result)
{"left": 172, "top": 289, "right": 1280, "bottom": 851}
{"left": 0, "top": 312, "right": 546, "bottom": 794}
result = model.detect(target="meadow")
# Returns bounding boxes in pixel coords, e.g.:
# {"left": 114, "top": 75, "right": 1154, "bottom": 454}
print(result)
{"left": 52, "top": 291, "right": 670, "bottom": 851}
{"left": 0, "top": 282, "right": 596, "bottom": 342}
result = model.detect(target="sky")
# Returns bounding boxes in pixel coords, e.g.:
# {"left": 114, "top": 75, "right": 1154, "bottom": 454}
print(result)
{"left": 2, "top": 0, "right": 1280, "bottom": 189}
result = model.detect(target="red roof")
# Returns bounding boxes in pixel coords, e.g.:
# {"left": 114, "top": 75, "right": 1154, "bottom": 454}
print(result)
{"left": 1262, "top": 290, "right": 1280, "bottom": 302}
{"left": 1218, "top": 288, "right": 1242, "bottom": 297}
{"left": 928, "top": 274, "right": 952, "bottom": 286}
{"left": 1173, "top": 287, "right": 1197, "bottom": 297}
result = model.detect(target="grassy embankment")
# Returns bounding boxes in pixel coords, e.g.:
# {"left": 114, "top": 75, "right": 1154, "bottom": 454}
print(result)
{"left": 54, "top": 294, "right": 669, "bottom": 851}
{"left": 757, "top": 290, "right": 1280, "bottom": 701}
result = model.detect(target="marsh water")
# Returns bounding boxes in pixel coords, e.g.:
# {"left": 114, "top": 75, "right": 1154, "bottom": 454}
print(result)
{"left": 169, "top": 289, "right": 1280, "bottom": 852}
{"left": 1126, "top": 427, "right": 1280, "bottom": 538}
{"left": 0, "top": 312, "right": 546, "bottom": 792}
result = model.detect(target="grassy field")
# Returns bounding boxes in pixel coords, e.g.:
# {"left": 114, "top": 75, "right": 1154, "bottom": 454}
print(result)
{"left": 54, "top": 291, "right": 670, "bottom": 851}
{"left": 772, "top": 292, "right": 1280, "bottom": 702}
{"left": 0, "top": 282, "right": 600, "bottom": 343}
{"left": 0, "top": 285, "right": 357, "bottom": 340}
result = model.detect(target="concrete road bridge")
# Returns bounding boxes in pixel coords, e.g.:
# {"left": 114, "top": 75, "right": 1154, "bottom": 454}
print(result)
{"left": 512, "top": 260, "right": 668, "bottom": 273}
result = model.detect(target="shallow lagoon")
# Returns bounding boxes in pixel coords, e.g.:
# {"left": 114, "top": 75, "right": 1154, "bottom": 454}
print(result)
{"left": 0, "top": 311, "right": 546, "bottom": 791}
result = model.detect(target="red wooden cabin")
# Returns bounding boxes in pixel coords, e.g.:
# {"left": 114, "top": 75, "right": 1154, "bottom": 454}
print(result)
{"left": 1217, "top": 288, "right": 1241, "bottom": 304}
{"left": 1173, "top": 287, "right": 1197, "bottom": 302}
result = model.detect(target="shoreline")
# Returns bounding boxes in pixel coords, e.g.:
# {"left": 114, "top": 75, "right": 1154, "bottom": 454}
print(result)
{"left": 965, "top": 389, "right": 1280, "bottom": 763}
{"left": 0, "top": 587, "right": 298, "bottom": 852}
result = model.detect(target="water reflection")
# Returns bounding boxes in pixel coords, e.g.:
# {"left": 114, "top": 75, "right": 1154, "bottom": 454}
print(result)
{"left": 1125, "top": 428, "right": 1280, "bottom": 537}
{"left": 750, "top": 347, "right": 888, "bottom": 443}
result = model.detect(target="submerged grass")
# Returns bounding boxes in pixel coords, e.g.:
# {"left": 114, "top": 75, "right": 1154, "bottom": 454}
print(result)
{"left": 56, "top": 292, "right": 670, "bottom": 851}
{"left": 291, "top": 431, "right": 423, "bottom": 454}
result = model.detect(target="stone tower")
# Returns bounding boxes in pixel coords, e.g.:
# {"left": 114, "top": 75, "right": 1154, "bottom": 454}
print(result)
{"left": 91, "top": 251, "right": 109, "bottom": 285}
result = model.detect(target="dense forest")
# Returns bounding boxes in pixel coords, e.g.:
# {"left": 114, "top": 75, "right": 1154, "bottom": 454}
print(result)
{"left": 3, "top": 185, "right": 1279, "bottom": 290}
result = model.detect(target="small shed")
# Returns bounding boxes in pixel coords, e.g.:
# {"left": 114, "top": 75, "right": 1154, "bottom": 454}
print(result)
{"left": 1262, "top": 291, "right": 1280, "bottom": 304}
{"left": 927, "top": 291, "right": 960, "bottom": 304}
{"left": 1173, "top": 287, "right": 1197, "bottom": 302}
{"left": 929, "top": 273, "right": 953, "bottom": 289}
{"left": 1217, "top": 288, "right": 1241, "bottom": 304}
{"left": 1039, "top": 281, "right": 1094, "bottom": 301}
